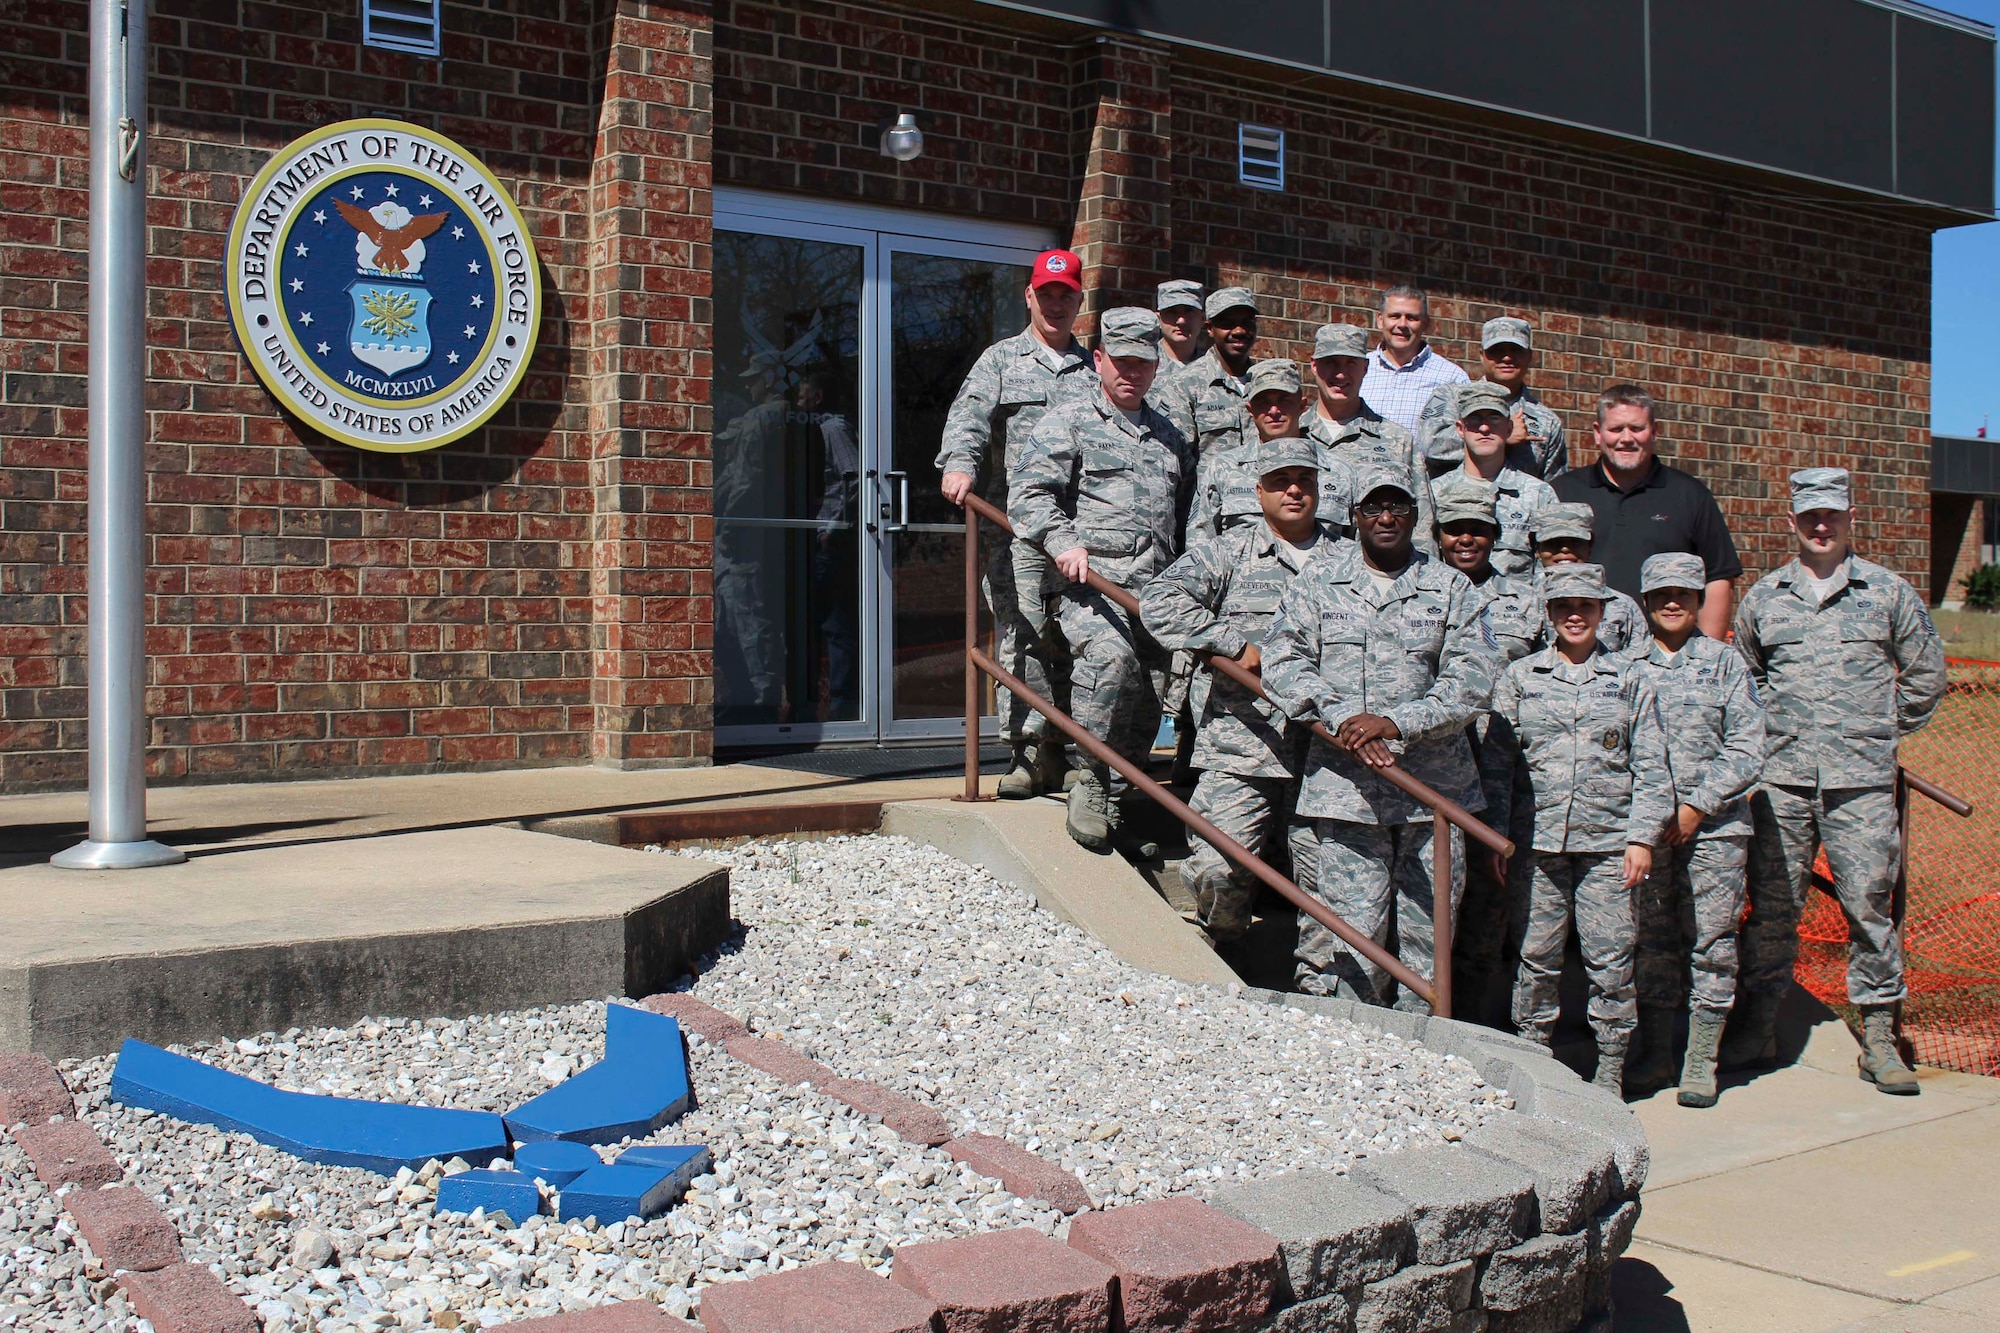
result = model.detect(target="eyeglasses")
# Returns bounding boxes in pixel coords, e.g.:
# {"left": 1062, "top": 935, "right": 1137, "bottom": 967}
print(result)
{"left": 1356, "top": 500, "right": 1416, "bottom": 518}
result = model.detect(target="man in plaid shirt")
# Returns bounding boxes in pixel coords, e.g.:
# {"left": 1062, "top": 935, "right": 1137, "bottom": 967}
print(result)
{"left": 1361, "top": 284, "right": 1468, "bottom": 434}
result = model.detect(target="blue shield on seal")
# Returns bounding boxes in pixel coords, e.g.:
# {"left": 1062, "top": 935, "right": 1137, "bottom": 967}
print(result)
{"left": 346, "top": 277, "right": 434, "bottom": 376}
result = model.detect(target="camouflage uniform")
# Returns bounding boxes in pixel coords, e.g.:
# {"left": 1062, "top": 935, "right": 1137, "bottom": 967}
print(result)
{"left": 1261, "top": 524, "right": 1497, "bottom": 1011}
{"left": 1432, "top": 460, "right": 1556, "bottom": 576}
{"left": 1734, "top": 553, "right": 1947, "bottom": 1007}
{"left": 935, "top": 330, "right": 1097, "bottom": 741}
{"left": 1483, "top": 565, "right": 1675, "bottom": 1052}
{"left": 1628, "top": 630, "right": 1766, "bottom": 1015}
{"left": 1419, "top": 381, "right": 1568, "bottom": 480}
{"left": 1140, "top": 476, "right": 1345, "bottom": 939}
{"left": 1304, "top": 407, "right": 1437, "bottom": 555}
{"left": 1160, "top": 348, "right": 1255, "bottom": 467}
{"left": 1477, "top": 566, "right": 1643, "bottom": 660}
{"left": 1151, "top": 279, "right": 1206, "bottom": 398}
{"left": 1010, "top": 385, "right": 1195, "bottom": 791}
{"left": 1187, "top": 360, "right": 1357, "bottom": 544}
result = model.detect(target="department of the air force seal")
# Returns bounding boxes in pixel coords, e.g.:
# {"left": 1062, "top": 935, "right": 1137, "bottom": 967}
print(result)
{"left": 226, "top": 119, "right": 542, "bottom": 453}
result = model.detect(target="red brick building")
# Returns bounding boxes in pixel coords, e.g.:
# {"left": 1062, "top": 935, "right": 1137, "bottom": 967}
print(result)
{"left": 0, "top": 0, "right": 1992, "bottom": 789}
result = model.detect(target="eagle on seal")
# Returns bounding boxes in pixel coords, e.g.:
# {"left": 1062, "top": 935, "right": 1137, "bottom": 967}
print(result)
{"left": 335, "top": 199, "right": 449, "bottom": 275}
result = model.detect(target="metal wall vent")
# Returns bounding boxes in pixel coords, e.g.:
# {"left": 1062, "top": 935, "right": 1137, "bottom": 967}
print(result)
{"left": 1238, "top": 124, "right": 1285, "bottom": 191}
{"left": 363, "top": 0, "right": 443, "bottom": 57}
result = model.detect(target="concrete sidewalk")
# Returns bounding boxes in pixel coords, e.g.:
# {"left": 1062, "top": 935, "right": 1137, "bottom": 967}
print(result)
{"left": 0, "top": 759, "right": 981, "bottom": 866}
{"left": 1613, "top": 995, "right": 2000, "bottom": 1332}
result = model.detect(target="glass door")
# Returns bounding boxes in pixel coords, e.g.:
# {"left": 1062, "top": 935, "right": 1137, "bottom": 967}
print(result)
{"left": 875, "top": 241, "right": 1035, "bottom": 740}
{"left": 711, "top": 222, "right": 875, "bottom": 744}
{"left": 712, "top": 192, "right": 1053, "bottom": 748}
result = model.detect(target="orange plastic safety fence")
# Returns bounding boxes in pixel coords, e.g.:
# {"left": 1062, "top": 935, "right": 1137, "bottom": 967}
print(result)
{"left": 1794, "top": 658, "right": 2000, "bottom": 1077}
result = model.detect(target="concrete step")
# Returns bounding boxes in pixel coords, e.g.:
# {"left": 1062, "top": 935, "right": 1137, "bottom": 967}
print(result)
{"left": 0, "top": 827, "right": 729, "bottom": 1058}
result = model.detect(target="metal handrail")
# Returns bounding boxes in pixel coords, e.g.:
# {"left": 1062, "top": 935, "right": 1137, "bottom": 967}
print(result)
{"left": 1901, "top": 767, "right": 1972, "bottom": 818}
{"left": 955, "top": 491, "right": 1522, "bottom": 1017}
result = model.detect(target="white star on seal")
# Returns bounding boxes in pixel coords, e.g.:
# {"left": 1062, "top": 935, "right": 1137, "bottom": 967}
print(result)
{"left": 294, "top": 243, "right": 308, "bottom": 257}
{"left": 464, "top": 325, "right": 477, "bottom": 338}
{"left": 316, "top": 341, "right": 330, "bottom": 355}
{"left": 384, "top": 183, "right": 399, "bottom": 197}
{"left": 348, "top": 185, "right": 364, "bottom": 200}
{"left": 298, "top": 311, "right": 314, "bottom": 327}
{"left": 470, "top": 294, "right": 484, "bottom": 308}
{"left": 289, "top": 279, "right": 304, "bottom": 292}
{"left": 451, "top": 226, "right": 465, "bottom": 240}
{"left": 312, "top": 209, "right": 326, "bottom": 224}
{"left": 447, "top": 351, "right": 460, "bottom": 365}
{"left": 467, "top": 260, "right": 481, "bottom": 274}
{"left": 418, "top": 194, "right": 433, "bottom": 207}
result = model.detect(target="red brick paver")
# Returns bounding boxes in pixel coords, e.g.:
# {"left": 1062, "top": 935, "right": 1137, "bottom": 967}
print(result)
{"left": 699, "top": 1259, "right": 939, "bottom": 1333}
{"left": 15, "top": 1119, "right": 122, "bottom": 1190}
{"left": 945, "top": 1134, "right": 1092, "bottom": 1215}
{"left": 722, "top": 1036, "right": 839, "bottom": 1089}
{"left": 893, "top": 1226, "right": 1116, "bottom": 1333}
{"left": 119, "top": 1262, "right": 259, "bottom": 1333}
{"left": 640, "top": 993, "right": 750, "bottom": 1046}
{"left": 64, "top": 1185, "right": 181, "bottom": 1272}
{"left": 1066, "top": 1197, "right": 1282, "bottom": 1333}
{"left": 0, "top": 1053, "right": 73, "bottom": 1126}
{"left": 818, "top": 1078, "right": 953, "bottom": 1147}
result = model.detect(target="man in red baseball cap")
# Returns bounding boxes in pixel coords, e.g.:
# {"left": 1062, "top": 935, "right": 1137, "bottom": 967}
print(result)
{"left": 937, "top": 246, "right": 1096, "bottom": 798}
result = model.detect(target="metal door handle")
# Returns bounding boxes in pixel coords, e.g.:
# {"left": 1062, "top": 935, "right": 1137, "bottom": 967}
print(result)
{"left": 883, "top": 471, "right": 909, "bottom": 533}
{"left": 864, "top": 468, "right": 879, "bottom": 533}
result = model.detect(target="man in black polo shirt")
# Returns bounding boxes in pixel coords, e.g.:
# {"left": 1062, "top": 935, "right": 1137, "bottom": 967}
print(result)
{"left": 1550, "top": 384, "right": 1741, "bottom": 639}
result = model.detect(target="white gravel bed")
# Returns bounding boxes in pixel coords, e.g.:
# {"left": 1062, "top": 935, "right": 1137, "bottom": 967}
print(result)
{"left": 35, "top": 1002, "right": 1063, "bottom": 1332}
{"left": 658, "top": 834, "right": 1510, "bottom": 1203}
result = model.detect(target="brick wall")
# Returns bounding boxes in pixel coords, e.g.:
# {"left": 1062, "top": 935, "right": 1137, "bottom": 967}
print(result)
{"left": 712, "top": 0, "right": 1076, "bottom": 231}
{"left": 0, "top": 0, "right": 1944, "bottom": 790}
{"left": 0, "top": 0, "right": 712, "bottom": 791}
{"left": 1163, "top": 65, "right": 1933, "bottom": 583}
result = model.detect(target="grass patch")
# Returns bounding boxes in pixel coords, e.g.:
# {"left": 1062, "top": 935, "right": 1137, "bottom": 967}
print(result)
{"left": 1931, "top": 608, "right": 2000, "bottom": 663}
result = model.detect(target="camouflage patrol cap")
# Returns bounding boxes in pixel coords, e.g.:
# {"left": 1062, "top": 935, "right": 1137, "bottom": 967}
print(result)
{"left": 1157, "top": 279, "right": 1204, "bottom": 312}
{"left": 1532, "top": 501, "right": 1596, "bottom": 543}
{"left": 1790, "top": 466, "right": 1851, "bottom": 514}
{"left": 1481, "top": 316, "right": 1533, "bottom": 351}
{"left": 1246, "top": 358, "right": 1302, "bottom": 399}
{"left": 1433, "top": 475, "right": 1499, "bottom": 527}
{"left": 1351, "top": 462, "right": 1415, "bottom": 505}
{"left": 1640, "top": 551, "right": 1708, "bottom": 595}
{"left": 1098, "top": 306, "right": 1162, "bottom": 361}
{"left": 1542, "top": 562, "right": 1613, "bottom": 604}
{"left": 1455, "top": 381, "right": 1513, "bottom": 421}
{"left": 1255, "top": 435, "right": 1319, "bottom": 478}
{"left": 1205, "top": 287, "right": 1258, "bottom": 320}
{"left": 1312, "top": 324, "right": 1371, "bottom": 360}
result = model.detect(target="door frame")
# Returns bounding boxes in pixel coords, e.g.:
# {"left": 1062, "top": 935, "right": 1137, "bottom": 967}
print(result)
{"left": 711, "top": 190, "right": 1057, "bottom": 749}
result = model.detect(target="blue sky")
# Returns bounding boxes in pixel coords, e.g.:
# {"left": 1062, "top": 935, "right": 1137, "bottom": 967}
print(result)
{"left": 1932, "top": 1, "right": 2000, "bottom": 437}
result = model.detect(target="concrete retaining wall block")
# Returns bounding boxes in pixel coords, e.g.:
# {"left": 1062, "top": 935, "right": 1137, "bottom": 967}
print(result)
{"left": 1460, "top": 1116, "right": 1615, "bottom": 1235}
{"left": 1352, "top": 1147, "right": 1535, "bottom": 1266}
{"left": 1209, "top": 1169, "right": 1413, "bottom": 1299}
{"left": 1351, "top": 1259, "right": 1475, "bottom": 1333}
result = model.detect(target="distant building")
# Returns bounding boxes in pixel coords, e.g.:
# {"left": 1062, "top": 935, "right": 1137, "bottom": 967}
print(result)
{"left": 0, "top": 0, "right": 1994, "bottom": 789}
{"left": 1933, "top": 433, "right": 2000, "bottom": 608}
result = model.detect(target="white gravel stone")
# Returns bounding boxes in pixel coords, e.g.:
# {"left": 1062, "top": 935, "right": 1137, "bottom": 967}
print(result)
{"left": 15, "top": 832, "right": 1501, "bottom": 1330}
{"left": 656, "top": 834, "right": 1508, "bottom": 1203}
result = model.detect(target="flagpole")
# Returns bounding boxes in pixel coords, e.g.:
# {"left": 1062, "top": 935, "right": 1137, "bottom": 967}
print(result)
{"left": 52, "top": 0, "right": 183, "bottom": 870}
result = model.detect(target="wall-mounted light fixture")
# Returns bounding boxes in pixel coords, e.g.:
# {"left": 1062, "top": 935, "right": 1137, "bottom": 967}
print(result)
{"left": 879, "top": 113, "right": 924, "bottom": 162}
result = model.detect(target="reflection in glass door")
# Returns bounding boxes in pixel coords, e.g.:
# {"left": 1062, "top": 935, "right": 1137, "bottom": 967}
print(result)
{"left": 711, "top": 193, "right": 1053, "bottom": 748}
{"left": 711, "top": 230, "right": 868, "bottom": 737}
{"left": 878, "top": 247, "right": 1031, "bottom": 735}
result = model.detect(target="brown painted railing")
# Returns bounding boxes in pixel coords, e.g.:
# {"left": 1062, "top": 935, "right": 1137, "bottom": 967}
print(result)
{"left": 955, "top": 492, "right": 1518, "bottom": 1018}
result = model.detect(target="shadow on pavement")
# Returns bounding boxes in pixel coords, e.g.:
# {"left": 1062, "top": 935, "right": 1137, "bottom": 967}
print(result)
{"left": 1610, "top": 1256, "right": 1694, "bottom": 1331}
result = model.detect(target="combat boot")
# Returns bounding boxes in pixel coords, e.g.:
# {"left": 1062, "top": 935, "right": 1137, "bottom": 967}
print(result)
{"left": 1678, "top": 1008, "right": 1727, "bottom": 1108}
{"left": 1629, "top": 1006, "right": 1678, "bottom": 1092}
{"left": 1066, "top": 771, "right": 1111, "bottom": 852}
{"left": 1035, "top": 738, "right": 1068, "bottom": 794}
{"left": 1592, "top": 1042, "right": 1628, "bottom": 1097}
{"left": 995, "top": 740, "right": 1039, "bottom": 800}
{"left": 1718, "top": 989, "right": 1780, "bottom": 1069}
{"left": 1858, "top": 1005, "right": 1920, "bottom": 1096}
